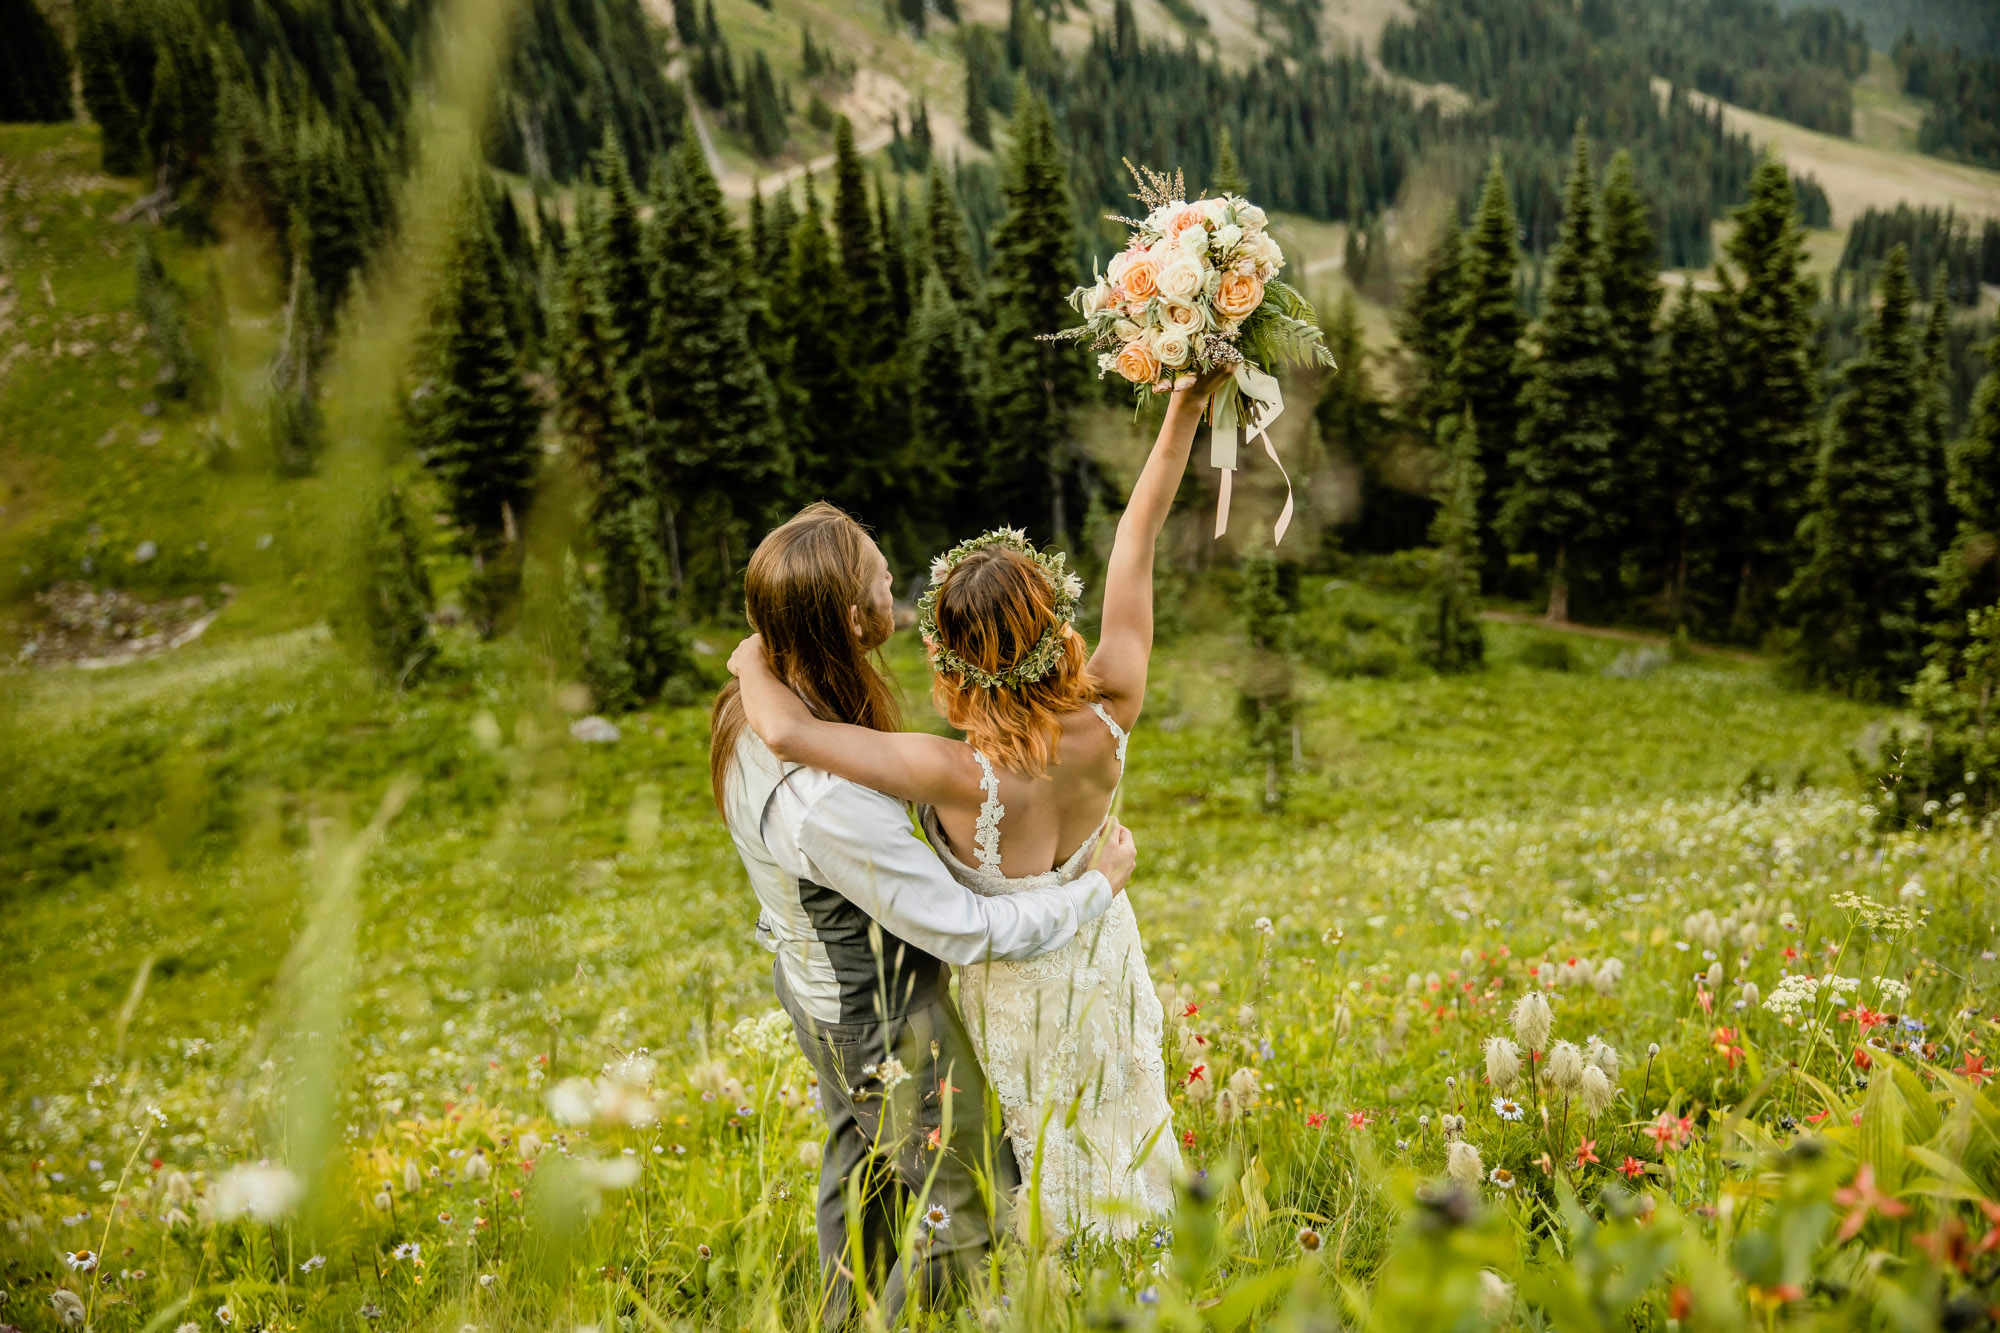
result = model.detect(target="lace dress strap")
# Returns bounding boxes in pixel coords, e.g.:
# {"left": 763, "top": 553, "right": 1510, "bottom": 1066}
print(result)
{"left": 970, "top": 749, "right": 1005, "bottom": 872}
{"left": 1086, "top": 701, "right": 1130, "bottom": 770}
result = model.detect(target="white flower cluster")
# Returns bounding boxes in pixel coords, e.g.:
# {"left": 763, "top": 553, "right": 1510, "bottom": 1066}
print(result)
{"left": 1874, "top": 976, "right": 1912, "bottom": 1005}
{"left": 1762, "top": 973, "right": 1823, "bottom": 1016}
{"left": 726, "top": 1010, "right": 797, "bottom": 1063}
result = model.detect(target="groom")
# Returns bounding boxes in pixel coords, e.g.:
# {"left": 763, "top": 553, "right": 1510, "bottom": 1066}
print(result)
{"left": 710, "top": 502, "right": 1135, "bottom": 1327}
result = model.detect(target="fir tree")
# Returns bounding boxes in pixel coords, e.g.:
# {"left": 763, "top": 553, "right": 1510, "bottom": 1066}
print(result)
{"left": 777, "top": 177, "right": 865, "bottom": 510}
{"left": 1650, "top": 283, "right": 1733, "bottom": 627}
{"left": 1212, "top": 125, "right": 1248, "bottom": 195}
{"left": 983, "top": 84, "right": 1086, "bottom": 545}
{"left": 345, "top": 486, "right": 435, "bottom": 688}
{"left": 645, "top": 134, "right": 793, "bottom": 608}
{"left": 415, "top": 187, "right": 542, "bottom": 624}
{"left": 963, "top": 26, "right": 996, "bottom": 148}
{"left": 1451, "top": 158, "right": 1527, "bottom": 589}
{"left": 909, "top": 271, "right": 983, "bottom": 542}
{"left": 1918, "top": 273, "right": 1954, "bottom": 567}
{"left": 2, "top": 0, "right": 74, "bottom": 122}
{"left": 1597, "top": 149, "right": 1660, "bottom": 524}
{"left": 1783, "top": 245, "right": 1931, "bottom": 699}
{"left": 1236, "top": 550, "right": 1298, "bottom": 809}
{"left": 75, "top": 0, "right": 143, "bottom": 174}
{"left": 1505, "top": 124, "right": 1620, "bottom": 623}
{"left": 1720, "top": 157, "right": 1820, "bottom": 640}
{"left": 1418, "top": 412, "right": 1486, "bottom": 672}
{"left": 134, "top": 235, "right": 204, "bottom": 404}
{"left": 672, "top": 0, "right": 701, "bottom": 47}
{"left": 269, "top": 251, "right": 320, "bottom": 476}
{"left": 1318, "top": 291, "right": 1418, "bottom": 551}
{"left": 1931, "top": 331, "right": 2000, "bottom": 648}
{"left": 831, "top": 117, "right": 894, "bottom": 364}
{"left": 922, "top": 161, "right": 981, "bottom": 309}
{"left": 593, "top": 133, "right": 652, "bottom": 382}
{"left": 1398, "top": 211, "right": 1465, "bottom": 437}
{"left": 743, "top": 51, "right": 787, "bottom": 159}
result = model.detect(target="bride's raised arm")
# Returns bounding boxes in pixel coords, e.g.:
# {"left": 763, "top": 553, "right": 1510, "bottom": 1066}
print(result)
{"left": 1088, "top": 370, "right": 1229, "bottom": 726}
{"left": 727, "top": 635, "right": 986, "bottom": 809}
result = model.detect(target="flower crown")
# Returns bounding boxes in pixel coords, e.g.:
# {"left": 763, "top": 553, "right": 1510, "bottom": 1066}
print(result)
{"left": 916, "top": 528, "right": 1085, "bottom": 690}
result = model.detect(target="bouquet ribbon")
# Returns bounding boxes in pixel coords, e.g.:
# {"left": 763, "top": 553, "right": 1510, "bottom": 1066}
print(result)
{"left": 1208, "top": 364, "right": 1293, "bottom": 545}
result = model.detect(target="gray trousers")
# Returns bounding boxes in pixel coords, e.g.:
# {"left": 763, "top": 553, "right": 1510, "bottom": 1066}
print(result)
{"left": 775, "top": 965, "right": 1019, "bottom": 1328}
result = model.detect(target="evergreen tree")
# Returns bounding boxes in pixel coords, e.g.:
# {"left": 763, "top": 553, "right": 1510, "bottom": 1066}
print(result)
{"left": 983, "top": 84, "right": 1086, "bottom": 545}
{"left": 831, "top": 117, "right": 894, "bottom": 363}
{"left": 743, "top": 51, "right": 787, "bottom": 159}
{"left": 345, "top": 487, "right": 435, "bottom": 688}
{"left": 1505, "top": 124, "right": 1620, "bottom": 623}
{"left": 909, "top": 271, "right": 983, "bottom": 542}
{"left": 1418, "top": 412, "right": 1486, "bottom": 672}
{"left": 645, "top": 135, "right": 793, "bottom": 608}
{"left": 1931, "top": 332, "right": 2000, "bottom": 647}
{"left": 269, "top": 252, "right": 320, "bottom": 476}
{"left": 777, "top": 177, "right": 866, "bottom": 511}
{"left": 75, "top": 0, "right": 144, "bottom": 174}
{"left": 1649, "top": 283, "right": 1733, "bottom": 627}
{"left": 1211, "top": 125, "right": 1248, "bottom": 195}
{"left": 1319, "top": 291, "right": 1421, "bottom": 551}
{"left": 134, "top": 235, "right": 204, "bottom": 404}
{"left": 2, "top": 0, "right": 73, "bottom": 122}
{"left": 963, "top": 25, "right": 996, "bottom": 148}
{"left": 1720, "top": 157, "right": 1820, "bottom": 640}
{"left": 1918, "top": 273, "right": 1954, "bottom": 566}
{"left": 593, "top": 133, "right": 652, "bottom": 381}
{"left": 1783, "top": 246, "right": 1930, "bottom": 699}
{"left": 672, "top": 0, "right": 701, "bottom": 47}
{"left": 1236, "top": 550, "right": 1298, "bottom": 809}
{"left": 415, "top": 187, "right": 543, "bottom": 629}
{"left": 1597, "top": 149, "right": 1661, "bottom": 547}
{"left": 922, "top": 162, "right": 981, "bottom": 309}
{"left": 1451, "top": 158, "right": 1528, "bottom": 588}
{"left": 1398, "top": 212, "right": 1465, "bottom": 437}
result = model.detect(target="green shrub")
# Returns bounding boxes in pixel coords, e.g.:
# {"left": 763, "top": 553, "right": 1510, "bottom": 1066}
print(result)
{"left": 1519, "top": 637, "right": 1578, "bottom": 672}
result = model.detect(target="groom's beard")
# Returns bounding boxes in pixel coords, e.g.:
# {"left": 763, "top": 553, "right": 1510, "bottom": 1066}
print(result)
{"left": 855, "top": 602, "right": 894, "bottom": 651}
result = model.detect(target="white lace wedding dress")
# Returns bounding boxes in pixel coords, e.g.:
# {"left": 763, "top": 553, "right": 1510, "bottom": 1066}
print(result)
{"left": 921, "top": 703, "right": 1180, "bottom": 1241}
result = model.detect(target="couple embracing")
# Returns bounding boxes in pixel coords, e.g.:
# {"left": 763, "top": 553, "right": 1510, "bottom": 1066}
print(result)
{"left": 708, "top": 371, "right": 1228, "bottom": 1324}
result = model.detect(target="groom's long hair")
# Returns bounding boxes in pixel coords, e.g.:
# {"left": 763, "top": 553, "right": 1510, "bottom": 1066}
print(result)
{"left": 710, "top": 502, "right": 901, "bottom": 812}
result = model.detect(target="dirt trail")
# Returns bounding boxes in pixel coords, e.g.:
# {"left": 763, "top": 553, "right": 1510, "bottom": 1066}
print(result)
{"left": 1480, "top": 608, "right": 1764, "bottom": 665}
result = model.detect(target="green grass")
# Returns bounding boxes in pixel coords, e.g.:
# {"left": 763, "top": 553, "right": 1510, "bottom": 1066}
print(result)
{"left": 9, "top": 574, "right": 1999, "bottom": 1330}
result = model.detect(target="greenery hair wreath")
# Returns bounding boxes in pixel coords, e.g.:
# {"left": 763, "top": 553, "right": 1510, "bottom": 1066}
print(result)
{"left": 916, "top": 528, "right": 1085, "bottom": 690}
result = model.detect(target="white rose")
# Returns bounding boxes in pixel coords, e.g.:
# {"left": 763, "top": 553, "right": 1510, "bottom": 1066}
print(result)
{"left": 1158, "top": 255, "right": 1204, "bottom": 300}
{"left": 1237, "top": 203, "right": 1268, "bottom": 231}
{"left": 1087, "top": 280, "right": 1120, "bottom": 314}
{"left": 1178, "top": 224, "right": 1210, "bottom": 257}
{"left": 1200, "top": 197, "right": 1229, "bottom": 226}
{"left": 1215, "top": 223, "right": 1243, "bottom": 254}
{"left": 1252, "top": 231, "right": 1285, "bottom": 273}
{"left": 1147, "top": 238, "right": 1178, "bottom": 267}
{"left": 1161, "top": 300, "right": 1202, "bottom": 334}
{"left": 1106, "top": 250, "right": 1132, "bottom": 285}
{"left": 1151, "top": 327, "right": 1193, "bottom": 369}
{"left": 1113, "top": 318, "right": 1142, "bottom": 341}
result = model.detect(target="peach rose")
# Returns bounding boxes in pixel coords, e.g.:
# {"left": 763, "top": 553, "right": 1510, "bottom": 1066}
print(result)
{"left": 1122, "top": 253, "right": 1160, "bottom": 301}
{"left": 1216, "top": 270, "right": 1264, "bottom": 320}
{"left": 1167, "top": 204, "right": 1207, "bottom": 238}
{"left": 1161, "top": 299, "right": 1203, "bottom": 334}
{"left": 1115, "top": 339, "right": 1162, "bottom": 384}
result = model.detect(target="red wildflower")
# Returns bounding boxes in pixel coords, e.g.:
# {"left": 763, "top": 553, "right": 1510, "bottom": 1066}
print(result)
{"left": 1575, "top": 1139, "right": 1600, "bottom": 1168}
{"left": 1183, "top": 1002, "right": 1200, "bottom": 1019}
{"left": 1833, "top": 1164, "right": 1910, "bottom": 1242}
{"left": 1915, "top": 1220, "right": 1971, "bottom": 1274}
{"left": 1956, "top": 1053, "right": 1992, "bottom": 1086}
{"left": 1620, "top": 1156, "right": 1647, "bottom": 1180}
{"left": 1853, "top": 1046, "right": 1873, "bottom": 1072}
{"left": 1843, "top": 1005, "right": 1887, "bottom": 1031}
{"left": 1184, "top": 1065, "right": 1206, "bottom": 1085}
{"left": 1348, "top": 1111, "right": 1369, "bottom": 1129}
{"left": 1669, "top": 1287, "right": 1693, "bottom": 1320}
{"left": 1696, "top": 988, "right": 1714, "bottom": 1014}
{"left": 1712, "top": 1027, "right": 1744, "bottom": 1068}
{"left": 1305, "top": 1112, "right": 1328, "bottom": 1129}
{"left": 1182, "top": 1130, "right": 1196, "bottom": 1148}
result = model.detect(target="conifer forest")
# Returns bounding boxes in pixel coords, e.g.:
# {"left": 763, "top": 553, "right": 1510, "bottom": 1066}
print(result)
{"left": 7, "top": 0, "right": 2000, "bottom": 1328}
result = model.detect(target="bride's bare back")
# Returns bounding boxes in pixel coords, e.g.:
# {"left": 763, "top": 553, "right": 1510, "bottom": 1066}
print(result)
{"left": 930, "top": 705, "right": 1124, "bottom": 878}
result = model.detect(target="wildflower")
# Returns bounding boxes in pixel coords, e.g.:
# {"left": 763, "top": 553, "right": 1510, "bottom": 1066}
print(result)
{"left": 1296, "top": 1226, "right": 1322, "bottom": 1252}
{"left": 164, "top": 1170, "right": 193, "bottom": 1205}
{"left": 300, "top": 1254, "right": 326, "bottom": 1273}
{"left": 1833, "top": 1165, "right": 1909, "bottom": 1242}
{"left": 404, "top": 1161, "right": 423, "bottom": 1194}
{"left": 438, "top": 1211, "right": 453, "bottom": 1225}
{"left": 1227, "top": 1066, "right": 1262, "bottom": 1108}
{"left": 1645, "top": 1112, "right": 1692, "bottom": 1151}
{"left": 1853, "top": 1046, "right": 1873, "bottom": 1072}
{"left": 1478, "top": 1270, "right": 1513, "bottom": 1318}
{"left": 1574, "top": 1139, "right": 1600, "bottom": 1168}
{"left": 164, "top": 1207, "right": 193, "bottom": 1230}
{"left": 1511, "top": 992, "right": 1552, "bottom": 1050}
{"left": 1254, "top": 917, "right": 1273, "bottom": 935}
{"left": 922, "top": 1204, "right": 950, "bottom": 1234}
{"left": 216, "top": 1305, "right": 235, "bottom": 1325}
{"left": 1578, "top": 1066, "right": 1616, "bottom": 1117}
{"left": 1348, "top": 1111, "right": 1369, "bottom": 1129}
{"left": 212, "top": 1165, "right": 303, "bottom": 1224}
{"left": 1182, "top": 1130, "right": 1196, "bottom": 1147}
{"left": 1620, "top": 1156, "right": 1647, "bottom": 1180}
{"left": 1741, "top": 982, "right": 1761, "bottom": 1009}
{"left": 1712, "top": 1027, "right": 1744, "bottom": 1068}
{"left": 372, "top": 1190, "right": 392, "bottom": 1211}
{"left": 478, "top": 1275, "right": 496, "bottom": 1290}
{"left": 1957, "top": 1054, "right": 1991, "bottom": 1086}
{"left": 1546, "top": 1041, "right": 1585, "bottom": 1095}
{"left": 51, "top": 1290, "right": 86, "bottom": 1330}
{"left": 1488, "top": 1167, "right": 1515, "bottom": 1190}
{"left": 64, "top": 1251, "right": 98, "bottom": 1272}
{"left": 1492, "top": 1097, "right": 1524, "bottom": 1121}
{"left": 1441, "top": 1113, "right": 1466, "bottom": 1139}
{"left": 393, "top": 1242, "right": 422, "bottom": 1261}
{"left": 1484, "top": 1036, "right": 1522, "bottom": 1092}
{"left": 361, "top": 1305, "right": 383, "bottom": 1321}
{"left": 696, "top": 1244, "right": 712, "bottom": 1259}
{"left": 1583, "top": 1035, "right": 1620, "bottom": 1080}
{"left": 1914, "top": 1220, "right": 1972, "bottom": 1274}
{"left": 1305, "top": 1111, "right": 1328, "bottom": 1129}
{"left": 1592, "top": 959, "right": 1623, "bottom": 996}
{"left": 1446, "top": 1141, "right": 1485, "bottom": 1189}
{"left": 464, "top": 1150, "right": 491, "bottom": 1183}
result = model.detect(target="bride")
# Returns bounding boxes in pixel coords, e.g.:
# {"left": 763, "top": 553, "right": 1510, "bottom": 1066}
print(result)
{"left": 727, "top": 370, "right": 1226, "bottom": 1240}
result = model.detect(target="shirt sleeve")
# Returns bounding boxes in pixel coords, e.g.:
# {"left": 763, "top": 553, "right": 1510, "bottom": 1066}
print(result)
{"left": 793, "top": 780, "right": 1115, "bottom": 964}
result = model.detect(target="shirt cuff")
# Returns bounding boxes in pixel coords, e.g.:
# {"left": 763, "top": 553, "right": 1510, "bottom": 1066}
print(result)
{"left": 1065, "top": 869, "right": 1115, "bottom": 926}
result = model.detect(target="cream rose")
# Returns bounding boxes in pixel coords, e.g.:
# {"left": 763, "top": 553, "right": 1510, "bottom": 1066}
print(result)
{"left": 1214, "top": 223, "right": 1243, "bottom": 254}
{"left": 1122, "top": 253, "right": 1160, "bottom": 300}
{"left": 1083, "top": 280, "right": 1118, "bottom": 314}
{"left": 1167, "top": 204, "right": 1206, "bottom": 237}
{"left": 1177, "top": 224, "right": 1210, "bottom": 257}
{"left": 1115, "top": 339, "right": 1162, "bottom": 384}
{"left": 1113, "top": 317, "right": 1142, "bottom": 341}
{"left": 1216, "top": 270, "right": 1264, "bottom": 321}
{"left": 1159, "top": 255, "right": 1204, "bottom": 300}
{"left": 1161, "top": 300, "right": 1203, "bottom": 334}
{"left": 1152, "top": 327, "right": 1193, "bottom": 369}
{"left": 1236, "top": 202, "right": 1268, "bottom": 231}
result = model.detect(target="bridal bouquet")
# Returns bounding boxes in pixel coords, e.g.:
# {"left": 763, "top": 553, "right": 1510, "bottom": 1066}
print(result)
{"left": 1056, "top": 163, "right": 1333, "bottom": 542}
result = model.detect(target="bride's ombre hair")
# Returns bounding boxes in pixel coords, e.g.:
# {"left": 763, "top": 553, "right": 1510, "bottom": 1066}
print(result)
{"left": 710, "top": 503, "right": 900, "bottom": 811}
{"left": 929, "top": 546, "right": 1099, "bottom": 778}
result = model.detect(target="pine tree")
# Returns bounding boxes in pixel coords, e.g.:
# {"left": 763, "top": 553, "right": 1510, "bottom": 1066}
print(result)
{"left": 1398, "top": 211, "right": 1465, "bottom": 437}
{"left": 983, "top": 84, "right": 1086, "bottom": 545}
{"left": 1721, "top": 157, "right": 1820, "bottom": 640}
{"left": 2, "top": 0, "right": 74, "bottom": 122}
{"left": 415, "top": 186, "right": 542, "bottom": 625}
{"left": 963, "top": 25, "right": 995, "bottom": 148}
{"left": 922, "top": 161, "right": 981, "bottom": 309}
{"left": 645, "top": 134, "right": 793, "bottom": 608}
{"left": 593, "top": 133, "right": 652, "bottom": 382}
{"left": 269, "top": 250, "right": 320, "bottom": 476}
{"left": 672, "top": 0, "right": 700, "bottom": 47}
{"left": 1212, "top": 125, "right": 1248, "bottom": 195}
{"left": 777, "top": 177, "right": 865, "bottom": 510}
{"left": 908, "top": 271, "right": 982, "bottom": 541}
{"left": 1598, "top": 149, "right": 1660, "bottom": 557}
{"left": 1418, "top": 411, "right": 1485, "bottom": 672}
{"left": 1650, "top": 283, "right": 1733, "bottom": 627}
{"left": 1318, "top": 291, "right": 1418, "bottom": 550}
{"left": 75, "top": 0, "right": 143, "bottom": 174}
{"left": 134, "top": 235, "right": 204, "bottom": 403}
{"left": 344, "top": 487, "right": 435, "bottom": 688}
{"left": 1931, "top": 331, "right": 2000, "bottom": 649}
{"left": 831, "top": 116, "right": 894, "bottom": 365}
{"left": 1783, "top": 246, "right": 1930, "bottom": 699}
{"left": 1452, "top": 158, "right": 1528, "bottom": 589}
{"left": 743, "top": 51, "right": 787, "bottom": 159}
{"left": 1918, "top": 273, "right": 1954, "bottom": 568}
